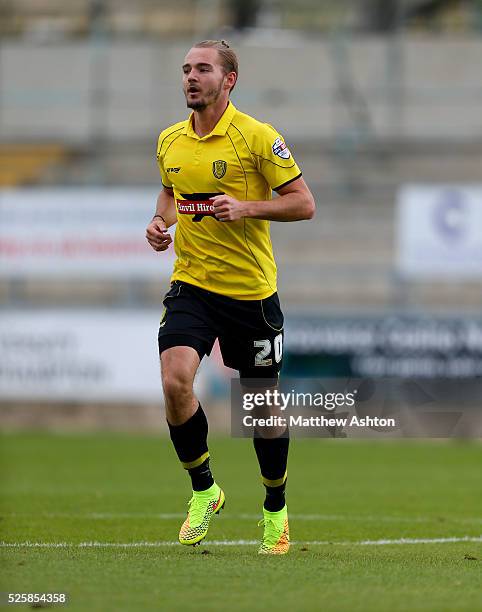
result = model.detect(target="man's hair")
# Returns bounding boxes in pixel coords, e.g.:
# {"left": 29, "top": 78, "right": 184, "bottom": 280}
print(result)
{"left": 193, "top": 40, "right": 238, "bottom": 91}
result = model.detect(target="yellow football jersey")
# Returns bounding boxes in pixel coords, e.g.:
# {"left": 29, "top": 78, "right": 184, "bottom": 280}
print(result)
{"left": 156, "top": 102, "right": 301, "bottom": 300}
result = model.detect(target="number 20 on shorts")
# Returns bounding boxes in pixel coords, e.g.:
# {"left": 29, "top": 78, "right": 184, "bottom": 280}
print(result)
{"left": 254, "top": 333, "right": 283, "bottom": 366}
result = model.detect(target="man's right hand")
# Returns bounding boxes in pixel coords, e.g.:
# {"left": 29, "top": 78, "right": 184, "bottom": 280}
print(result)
{"left": 146, "top": 218, "right": 173, "bottom": 252}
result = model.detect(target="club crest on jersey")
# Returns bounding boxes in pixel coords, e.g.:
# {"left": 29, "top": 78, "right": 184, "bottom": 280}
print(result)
{"left": 272, "top": 137, "right": 291, "bottom": 159}
{"left": 212, "top": 160, "right": 227, "bottom": 179}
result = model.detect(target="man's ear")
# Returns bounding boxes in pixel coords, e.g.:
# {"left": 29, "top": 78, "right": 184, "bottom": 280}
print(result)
{"left": 225, "top": 71, "right": 237, "bottom": 91}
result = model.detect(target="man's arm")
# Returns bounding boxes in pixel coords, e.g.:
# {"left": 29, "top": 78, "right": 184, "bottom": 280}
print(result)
{"left": 210, "top": 177, "right": 315, "bottom": 222}
{"left": 145, "top": 187, "right": 177, "bottom": 252}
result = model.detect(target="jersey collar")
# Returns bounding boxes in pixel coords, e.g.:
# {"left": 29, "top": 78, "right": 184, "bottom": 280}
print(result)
{"left": 184, "top": 101, "right": 236, "bottom": 140}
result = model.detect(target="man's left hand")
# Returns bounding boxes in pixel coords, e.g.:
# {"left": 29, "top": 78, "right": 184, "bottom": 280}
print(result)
{"left": 211, "top": 195, "right": 247, "bottom": 222}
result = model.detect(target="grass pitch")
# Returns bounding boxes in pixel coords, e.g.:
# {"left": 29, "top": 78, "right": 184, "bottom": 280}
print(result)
{"left": 1, "top": 433, "right": 481, "bottom": 611}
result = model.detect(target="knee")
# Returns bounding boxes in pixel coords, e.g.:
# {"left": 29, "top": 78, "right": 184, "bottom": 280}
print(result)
{"left": 161, "top": 361, "right": 193, "bottom": 406}
{"left": 163, "top": 374, "right": 192, "bottom": 403}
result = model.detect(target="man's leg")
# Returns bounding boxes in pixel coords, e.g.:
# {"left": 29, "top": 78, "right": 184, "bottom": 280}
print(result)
{"left": 219, "top": 291, "right": 289, "bottom": 554}
{"left": 161, "top": 346, "right": 214, "bottom": 492}
{"left": 158, "top": 280, "right": 225, "bottom": 546}
{"left": 244, "top": 379, "right": 290, "bottom": 555}
{"left": 253, "top": 424, "right": 289, "bottom": 512}
{"left": 160, "top": 345, "right": 225, "bottom": 546}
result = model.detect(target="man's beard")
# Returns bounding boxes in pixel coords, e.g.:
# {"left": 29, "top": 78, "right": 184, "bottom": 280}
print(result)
{"left": 185, "top": 83, "right": 223, "bottom": 110}
{"left": 187, "top": 99, "right": 207, "bottom": 111}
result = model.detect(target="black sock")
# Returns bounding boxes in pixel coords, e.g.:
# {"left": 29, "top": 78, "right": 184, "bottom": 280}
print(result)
{"left": 264, "top": 483, "right": 287, "bottom": 512}
{"left": 253, "top": 431, "right": 289, "bottom": 512}
{"left": 167, "top": 403, "right": 214, "bottom": 491}
{"left": 187, "top": 458, "right": 214, "bottom": 492}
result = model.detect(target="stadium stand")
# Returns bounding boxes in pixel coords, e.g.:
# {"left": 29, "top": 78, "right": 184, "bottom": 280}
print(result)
{"left": 0, "top": 0, "right": 479, "bottom": 37}
{"left": 0, "top": 144, "right": 69, "bottom": 187}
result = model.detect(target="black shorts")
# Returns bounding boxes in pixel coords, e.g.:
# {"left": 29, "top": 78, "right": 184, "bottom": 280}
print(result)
{"left": 158, "top": 281, "right": 284, "bottom": 379}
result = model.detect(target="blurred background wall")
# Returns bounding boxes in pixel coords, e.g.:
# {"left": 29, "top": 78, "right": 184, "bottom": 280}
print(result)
{"left": 0, "top": 0, "right": 481, "bottom": 432}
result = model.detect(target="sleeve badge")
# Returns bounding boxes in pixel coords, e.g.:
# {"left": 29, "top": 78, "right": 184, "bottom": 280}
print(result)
{"left": 272, "top": 137, "right": 291, "bottom": 160}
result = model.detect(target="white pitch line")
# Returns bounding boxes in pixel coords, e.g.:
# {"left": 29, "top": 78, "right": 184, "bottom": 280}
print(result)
{"left": 4, "top": 512, "right": 482, "bottom": 525}
{"left": 306, "top": 536, "right": 482, "bottom": 546}
{"left": 1, "top": 536, "right": 481, "bottom": 549}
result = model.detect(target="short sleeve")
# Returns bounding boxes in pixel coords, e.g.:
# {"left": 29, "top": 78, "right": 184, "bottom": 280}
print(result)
{"left": 255, "top": 124, "right": 302, "bottom": 191}
{"left": 156, "top": 135, "right": 173, "bottom": 189}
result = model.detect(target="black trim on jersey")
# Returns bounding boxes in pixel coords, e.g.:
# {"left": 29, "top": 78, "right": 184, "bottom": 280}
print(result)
{"left": 243, "top": 218, "right": 276, "bottom": 295}
{"left": 158, "top": 130, "right": 184, "bottom": 187}
{"left": 230, "top": 121, "right": 296, "bottom": 169}
{"left": 157, "top": 125, "right": 185, "bottom": 156}
{"left": 163, "top": 132, "right": 184, "bottom": 158}
{"left": 162, "top": 182, "right": 173, "bottom": 190}
{"left": 226, "top": 130, "right": 248, "bottom": 200}
{"left": 274, "top": 172, "right": 302, "bottom": 192}
{"left": 251, "top": 152, "right": 297, "bottom": 169}
{"left": 230, "top": 122, "right": 257, "bottom": 166}
{"left": 227, "top": 127, "right": 274, "bottom": 292}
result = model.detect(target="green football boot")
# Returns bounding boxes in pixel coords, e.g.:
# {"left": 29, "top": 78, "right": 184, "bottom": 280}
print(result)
{"left": 258, "top": 505, "right": 290, "bottom": 555}
{"left": 179, "top": 482, "right": 225, "bottom": 546}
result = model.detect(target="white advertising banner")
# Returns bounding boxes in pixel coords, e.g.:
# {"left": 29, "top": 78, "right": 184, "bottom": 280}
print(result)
{"left": 0, "top": 309, "right": 166, "bottom": 401}
{"left": 397, "top": 185, "right": 482, "bottom": 279}
{"left": 0, "top": 188, "right": 175, "bottom": 278}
